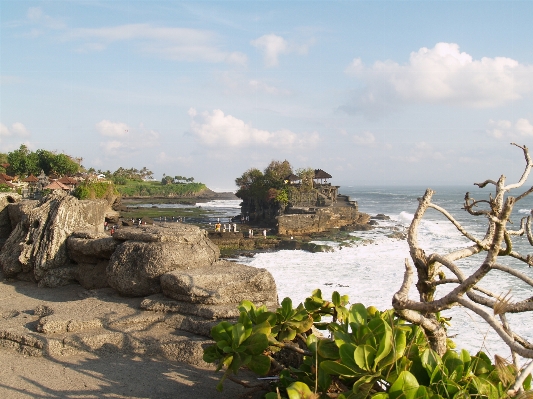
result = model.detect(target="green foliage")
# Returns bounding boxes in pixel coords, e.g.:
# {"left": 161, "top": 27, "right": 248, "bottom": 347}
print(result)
{"left": 72, "top": 181, "right": 118, "bottom": 200}
{"left": 0, "top": 184, "right": 12, "bottom": 192}
{"left": 6, "top": 145, "right": 80, "bottom": 177}
{"left": 204, "top": 290, "right": 532, "bottom": 398}
{"left": 115, "top": 180, "right": 206, "bottom": 197}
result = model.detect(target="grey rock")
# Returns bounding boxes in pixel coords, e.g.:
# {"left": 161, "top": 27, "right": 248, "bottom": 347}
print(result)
{"left": 160, "top": 261, "right": 278, "bottom": 306}
{"left": 37, "top": 265, "right": 79, "bottom": 288}
{"left": 0, "top": 193, "right": 21, "bottom": 239}
{"left": 107, "top": 239, "right": 219, "bottom": 297}
{"left": 67, "top": 234, "right": 118, "bottom": 263}
{"left": 77, "top": 260, "right": 109, "bottom": 289}
{"left": 112, "top": 223, "right": 214, "bottom": 244}
{"left": 0, "top": 191, "right": 107, "bottom": 282}
{"left": 7, "top": 200, "right": 38, "bottom": 231}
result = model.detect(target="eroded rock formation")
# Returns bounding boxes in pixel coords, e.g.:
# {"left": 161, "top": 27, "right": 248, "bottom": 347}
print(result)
{"left": 0, "top": 191, "right": 277, "bottom": 306}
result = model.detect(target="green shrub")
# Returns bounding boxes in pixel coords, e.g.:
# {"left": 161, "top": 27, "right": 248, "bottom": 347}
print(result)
{"left": 72, "top": 181, "right": 118, "bottom": 200}
{"left": 204, "top": 290, "right": 532, "bottom": 398}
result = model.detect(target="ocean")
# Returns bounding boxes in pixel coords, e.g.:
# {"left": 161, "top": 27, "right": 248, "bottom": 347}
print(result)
{"left": 195, "top": 185, "right": 533, "bottom": 362}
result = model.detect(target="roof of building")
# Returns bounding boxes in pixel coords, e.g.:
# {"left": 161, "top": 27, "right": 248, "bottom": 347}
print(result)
{"left": 44, "top": 180, "right": 69, "bottom": 190}
{"left": 0, "top": 173, "right": 14, "bottom": 181}
{"left": 58, "top": 176, "right": 77, "bottom": 185}
{"left": 23, "top": 174, "right": 39, "bottom": 183}
{"left": 314, "top": 169, "right": 332, "bottom": 179}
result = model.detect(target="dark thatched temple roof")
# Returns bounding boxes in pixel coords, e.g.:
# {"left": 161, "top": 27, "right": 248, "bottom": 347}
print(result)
{"left": 314, "top": 169, "right": 332, "bottom": 179}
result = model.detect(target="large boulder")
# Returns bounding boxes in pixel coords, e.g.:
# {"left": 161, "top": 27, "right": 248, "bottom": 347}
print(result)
{"left": 0, "top": 191, "right": 107, "bottom": 285}
{"left": 106, "top": 223, "right": 220, "bottom": 296}
{"left": 67, "top": 231, "right": 118, "bottom": 264}
{"left": 0, "top": 193, "right": 21, "bottom": 241}
{"left": 160, "top": 261, "right": 278, "bottom": 306}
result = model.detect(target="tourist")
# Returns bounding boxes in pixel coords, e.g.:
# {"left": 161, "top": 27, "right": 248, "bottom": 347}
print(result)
{"left": 263, "top": 229, "right": 266, "bottom": 237}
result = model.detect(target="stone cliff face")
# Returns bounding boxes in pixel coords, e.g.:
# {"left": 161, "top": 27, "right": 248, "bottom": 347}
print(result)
{"left": 277, "top": 207, "right": 370, "bottom": 236}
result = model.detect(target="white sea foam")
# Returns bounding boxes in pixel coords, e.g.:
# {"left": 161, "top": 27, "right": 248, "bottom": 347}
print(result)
{"left": 196, "top": 200, "right": 241, "bottom": 209}
{"left": 224, "top": 186, "right": 533, "bottom": 361}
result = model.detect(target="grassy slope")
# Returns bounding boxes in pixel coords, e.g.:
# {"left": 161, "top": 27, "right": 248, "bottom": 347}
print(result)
{"left": 116, "top": 181, "right": 207, "bottom": 197}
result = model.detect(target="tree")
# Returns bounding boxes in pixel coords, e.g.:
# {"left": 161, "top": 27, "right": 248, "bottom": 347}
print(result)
{"left": 393, "top": 143, "right": 533, "bottom": 394}
{"left": 7, "top": 144, "right": 30, "bottom": 176}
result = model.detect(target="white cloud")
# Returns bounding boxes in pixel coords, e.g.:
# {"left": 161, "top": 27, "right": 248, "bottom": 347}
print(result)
{"left": 344, "top": 43, "right": 533, "bottom": 115}
{"left": 156, "top": 151, "right": 192, "bottom": 165}
{"left": 251, "top": 34, "right": 289, "bottom": 67}
{"left": 96, "top": 120, "right": 130, "bottom": 137}
{"left": 251, "top": 34, "right": 313, "bottom": 67}
{"left": 26, "top": 7, "right": 66, "bottom": 30}
{"left": 392, "top": 142, "right": 445, "bottom": 163}
{"left": 67, "top": 23, "right": 247, "bottom": 65}
{"left": 189, "top": 109, "right": 319, "bottom": 149}
{"left": 487, "top": 118, "right": 533, "bottom": 139}
{"left": 96, "top": 120, "right": 160, "bottom": 156}
{"left": 0, "top": 122, "right": 30, "bottom": 137}
{"left": 249, "top": 79, "right": 291, "bottom": 95}
{"left": 353, "top": 132, "right": 376, "bottom": 146}
{"left": 0, "top": 124, "right": 10, "bottom": 137}
{"left": 11, "top": 122, "right": 29, "bottom": 137}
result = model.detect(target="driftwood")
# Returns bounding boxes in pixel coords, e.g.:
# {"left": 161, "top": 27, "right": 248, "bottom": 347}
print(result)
{"left": 393, "top": 143, "right": 533, "bottom": 396}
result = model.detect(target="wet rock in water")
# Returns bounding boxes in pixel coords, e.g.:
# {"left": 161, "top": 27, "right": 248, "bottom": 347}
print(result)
{"left": 371, "top": 214, "right": 390, "bottom": 220}
{"left": 387, "top": 231, "right": 407, "bottom": 240}
{"left": 107, "top": 224, "right": 220, "bottom": 296}
{"left": 341, "top": 223, "right": 374, "bottom": 231}
{"left": 160, "top": 260, "right": 277, "bottom": 306}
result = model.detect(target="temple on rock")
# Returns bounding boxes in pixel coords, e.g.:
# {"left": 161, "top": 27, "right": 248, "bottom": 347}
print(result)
{"left": 237, "top": 166, "right": 365, "bottom": 236}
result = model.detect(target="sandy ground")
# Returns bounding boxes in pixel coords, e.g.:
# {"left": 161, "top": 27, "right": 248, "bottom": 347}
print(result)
{"left": 0, "top": 272, "right": 264, "bottom": 399}
{"left": 0, "top": 349, "right": 263, "bottom": 399}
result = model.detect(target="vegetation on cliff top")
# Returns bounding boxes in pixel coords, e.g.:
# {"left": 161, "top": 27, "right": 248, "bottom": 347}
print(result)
{"left": 235, "top": 160, "right": 315, "bottom": 219}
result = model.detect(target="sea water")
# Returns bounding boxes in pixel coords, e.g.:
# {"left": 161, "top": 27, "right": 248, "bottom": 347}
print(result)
{"left": 217, "top": 185, "right": 533, "bottom": 361}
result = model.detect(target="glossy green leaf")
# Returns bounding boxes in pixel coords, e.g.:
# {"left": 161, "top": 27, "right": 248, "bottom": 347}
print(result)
{"left": 354, "top": 345, "right": 376, "bottom": 372}
{"left": 202, "top": 344, "right": 222, "bottom": 363}
{"left": 247, "top": 354, "right": 270, "bottom": 375}
{"left": 278, "top": 326, "right": 297, "bottom": 342}
{"left": 242, "top": 332, "right": 269, "bottom": 355}
{"left": 349, "top": 303, "right": 368, "bottom": 327}
{"left": 389, "top": 370, "right": 420, "bottom": 399}
{"left": 280, "top": 297, "right": 294, "bottom": 320}
{"left": 332, "top": 291, "right": 341, "bottom": 307}
{"left": 232, "top": 323, "right": 246, "bottom": 349}
{"left": 211, "top": 321, "right": 233, "bottom": 343}
{"left": 317, "top": 339, "right": 340, "bottom": 360}
{"left": 374, "top": 320, "right": 393, "bottom": 366}
{"left": 420, "top": 349, "right": 441, "bottom": 376}
{"left": 317, "top": 368, "right": 332, "bottom": 393}
{"left": 339, "top": 343, "right": 359, "bottom": 371}
{"left": 320, "top": 360, "right": 358, "bottom": 377}
{"left": 378, "top": 330, "right": 406, "bottom": 368}
{"left": 286, "top": 381, "right": 315, "bottom": 399}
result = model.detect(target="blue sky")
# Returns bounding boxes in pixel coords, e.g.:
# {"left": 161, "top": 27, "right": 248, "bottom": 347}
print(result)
{"left": 1, "top": 1, "right": 533, "bottom": 190}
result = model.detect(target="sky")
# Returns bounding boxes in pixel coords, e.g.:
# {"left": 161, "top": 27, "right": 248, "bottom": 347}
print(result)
{"left": 1, "top": 1, "right": 533, "bottom": 191}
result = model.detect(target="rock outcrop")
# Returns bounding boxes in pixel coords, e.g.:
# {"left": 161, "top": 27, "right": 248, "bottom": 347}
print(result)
{"left": 277, "top": 207, "right": 370, "bottom": 236}
{"left": 0, "top": 191, "right": 107, "bottom": 285}
{"left": 107, "top": 223, "right": 220, "bottom": 296}
{"left": 160, "top": 260, "right": 277, "bottom": 306}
